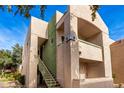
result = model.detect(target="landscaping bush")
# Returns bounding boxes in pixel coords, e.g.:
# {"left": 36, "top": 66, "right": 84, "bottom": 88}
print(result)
{"left": 14, "top": 72, "right": 25, "bottom": 85}
{"left": 18, "top": 75, "right": 25, "bottom": 85}
{"left": 0, "top": 72, "right": 15, "bottom": 81}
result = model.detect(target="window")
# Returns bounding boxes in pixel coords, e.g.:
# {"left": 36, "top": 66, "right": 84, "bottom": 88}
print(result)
{"left": 61, "top": 36, "right": 65, "bottom": 43}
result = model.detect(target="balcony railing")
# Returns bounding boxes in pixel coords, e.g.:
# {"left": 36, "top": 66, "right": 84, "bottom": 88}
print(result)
{"left": 79, "top": 39, "right": 103, "bottom": 62}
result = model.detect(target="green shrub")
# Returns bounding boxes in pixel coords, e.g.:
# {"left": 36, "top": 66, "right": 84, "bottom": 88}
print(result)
{"left": 18, "top": 75, "right": 25, "bottom": 85}
{"left": 0, "top": 72, "right": 15, "bottom": 81}
{"left": 0, "top": 71, "right": 25, "bottom": 85}
{"left": 14, "top": 72, "right": 25, "bottom": 85}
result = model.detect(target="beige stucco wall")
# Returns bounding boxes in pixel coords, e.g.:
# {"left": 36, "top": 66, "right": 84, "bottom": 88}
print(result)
{"left": 80, "top": 78, "right": 113, "bottom": 88}
{"left": 79, "top": 40, "right": 103, "bottom": 61}
{"left": 22, "top": 16, "right": 48, "bottom": 88}
{"left": 56, "top": 5, "right": 113, "bottom": 87}
{"left": 102, "top": 32, "right": 112, "bottom": 78}
{"left": 86, "top": 62, "right": 105, "bottom": 78}
{"left": 56, "top": 11, "right": 65, "bottom": 87}
{"left": 86, "top": 32, "right": 103, "bottom": 46}
{"left": 31, "top": 17, "right": 48, "bottom": 39}
{"left": 23, "top": 5, "right": 113, "bottom": 88}
{"left": 22, "top": 25, "right": 31, "bottom": 86}
{"left": 69, "top": 5, "right": 109, "bottom": 34}
{"left": 57, "top": 12, "right": 80, "bottom": 87}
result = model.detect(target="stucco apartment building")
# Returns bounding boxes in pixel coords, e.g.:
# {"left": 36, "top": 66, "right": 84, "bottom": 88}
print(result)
{"left": 22, "top": 5, "right": 113, "bottom": 88}
{"left": 110, "top": 39, "right": 124, "bottom": 84}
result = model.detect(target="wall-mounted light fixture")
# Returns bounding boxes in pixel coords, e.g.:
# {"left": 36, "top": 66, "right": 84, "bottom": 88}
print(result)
{"left": 65, "top": 33, "right": 76, "bottom": 42}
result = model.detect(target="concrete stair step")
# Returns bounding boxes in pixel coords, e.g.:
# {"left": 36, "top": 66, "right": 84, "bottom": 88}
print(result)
{"left": 47, "top": 84, "right": 60, "bottom": 87}
{"left": 38, "top": 56, "right": 61, "bottom": 88}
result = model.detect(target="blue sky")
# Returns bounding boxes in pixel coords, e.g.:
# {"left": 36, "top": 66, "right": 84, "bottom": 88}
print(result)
{"left": 0, "top": 5, "right": 124, "bottom": 50}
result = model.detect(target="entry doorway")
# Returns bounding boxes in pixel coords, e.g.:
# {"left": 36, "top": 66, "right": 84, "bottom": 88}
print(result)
{"left": 40, "top": 46, "right": 43, "bottom": 60}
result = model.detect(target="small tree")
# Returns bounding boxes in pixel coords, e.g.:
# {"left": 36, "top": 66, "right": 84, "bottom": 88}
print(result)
{"left": 0, "top": 44, "right": 22, "bottom": 72}
{"left": 12, "top": 43, "right": 23, "bottom": 66}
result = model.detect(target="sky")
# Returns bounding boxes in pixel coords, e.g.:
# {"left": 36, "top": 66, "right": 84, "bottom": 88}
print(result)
{"left": 0, "top": 5, "right": 124, "bottom": 50}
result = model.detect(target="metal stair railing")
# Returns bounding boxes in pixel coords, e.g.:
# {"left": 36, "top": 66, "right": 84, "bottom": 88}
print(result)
{"left": 38, "top": 56, "right": 61, "bottom": 88}
{"left": 42, "top": 55, "right": 56, "bottom": 78}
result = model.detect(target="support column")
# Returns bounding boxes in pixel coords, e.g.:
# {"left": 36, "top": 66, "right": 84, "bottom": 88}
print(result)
{"left": 28, "top": 33, "right": 38, "bottom": 88}
{"left": 102, "top": 32, "right": 112, "bottom": 78}
{"left": 64, "top": 13, "right": 79, "bottom": 87}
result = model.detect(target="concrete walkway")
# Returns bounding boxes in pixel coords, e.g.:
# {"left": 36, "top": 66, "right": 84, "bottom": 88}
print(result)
{"left": 0, "top": 81, "right": 17, "bottom": 88}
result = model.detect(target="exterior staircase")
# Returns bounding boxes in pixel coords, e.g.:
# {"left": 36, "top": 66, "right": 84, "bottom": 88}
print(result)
{"left": 38, "top": 56, "right": 61, "bottom": 88}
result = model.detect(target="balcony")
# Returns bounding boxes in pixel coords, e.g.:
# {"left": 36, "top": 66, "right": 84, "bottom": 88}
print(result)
{"left": 79, "top": 39, "right": 103, "bottom": 62}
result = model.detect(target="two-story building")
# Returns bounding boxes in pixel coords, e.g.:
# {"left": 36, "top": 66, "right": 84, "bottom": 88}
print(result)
{"left": 22, "top": 5, "right": 113, "bottom": 88}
